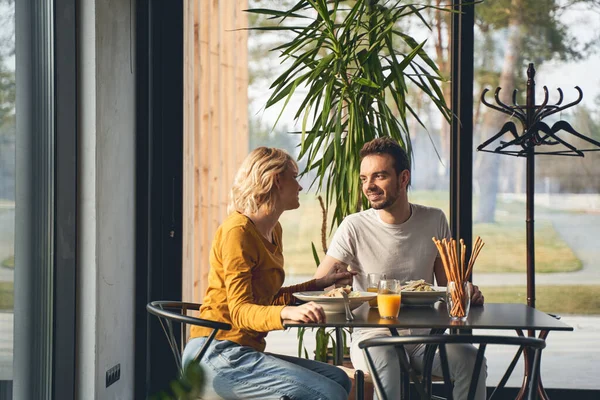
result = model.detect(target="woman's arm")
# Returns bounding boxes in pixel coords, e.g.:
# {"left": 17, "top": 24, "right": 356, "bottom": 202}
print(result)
{"left": 222, "top": 227, "right": 333, "bottom": 328}
{"left": 271, "top": 280, "right": 319, "bottom": 305}
{"left": 272, "top": 267, "right": 356, "bottom": 305}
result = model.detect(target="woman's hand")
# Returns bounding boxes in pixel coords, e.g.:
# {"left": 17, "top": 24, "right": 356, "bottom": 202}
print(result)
{"left": 315, "top": 262, "right": 357, "bottom": 290}
{"left": 470, "top": 283, "right": 485, "bottom": 306}
{"left": 281, "top": 302, "right": 326, "bottom": 323}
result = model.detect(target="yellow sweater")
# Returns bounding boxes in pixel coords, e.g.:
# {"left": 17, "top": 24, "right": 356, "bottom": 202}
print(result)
{"left": 190, "top": 212, "right": 318, "bottom": 352}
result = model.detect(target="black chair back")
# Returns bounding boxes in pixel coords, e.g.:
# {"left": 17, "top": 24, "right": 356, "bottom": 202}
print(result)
{"left": 358, "top": 334, "right": 546, "bottom": 400}
{"left": 146, "top": 300, "right": 231, "bottom": 373}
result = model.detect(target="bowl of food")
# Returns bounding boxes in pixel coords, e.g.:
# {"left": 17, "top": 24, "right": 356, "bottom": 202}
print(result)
{"left": 293, "top": 286, "right": 376, "bottom": 313}
{"left": 400, "top": 280, "right": 445, "bottom": 306}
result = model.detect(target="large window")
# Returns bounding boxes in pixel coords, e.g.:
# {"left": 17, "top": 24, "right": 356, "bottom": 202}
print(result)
{"left": 247, "top": 1, "right": 451, "bottom": 283}
{"left": 249, "top": 1, "right": 600, "bottom": 393}
{"left": 472, "top": 1, "right": 600, "bottom": 390}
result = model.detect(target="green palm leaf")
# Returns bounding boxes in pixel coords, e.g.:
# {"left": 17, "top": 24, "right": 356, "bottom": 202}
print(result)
{"left": 247, "top": 0, "right": 451, "bottom": 228}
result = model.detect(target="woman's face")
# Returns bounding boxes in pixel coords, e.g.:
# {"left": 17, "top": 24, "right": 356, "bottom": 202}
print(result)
{"left": 277, "top": 163, "right": 303, "bottom": 211}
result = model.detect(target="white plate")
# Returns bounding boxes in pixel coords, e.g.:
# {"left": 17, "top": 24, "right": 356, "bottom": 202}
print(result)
{"left": 401, "top": 288, "right": 446, "bottom": 306}
{"left": 293, "top": 291, "right": 377, "bottom": 313}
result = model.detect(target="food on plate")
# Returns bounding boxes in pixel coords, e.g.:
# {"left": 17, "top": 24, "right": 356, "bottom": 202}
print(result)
{"left": 402, "top": 279, "right": 435, "bottom": 292}
{"left": 322, "top": 286, "right": 361, "bottom": 298}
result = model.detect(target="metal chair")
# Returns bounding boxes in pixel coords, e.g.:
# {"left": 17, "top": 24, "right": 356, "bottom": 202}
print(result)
{"left": 147, "top": 301, "right": 291, "bottom": 400}
{"left": 146, "top": 301, "right": 232, "bottom": 373}
{"left": 359, "top": 334, "right": 546, "bottom": 400}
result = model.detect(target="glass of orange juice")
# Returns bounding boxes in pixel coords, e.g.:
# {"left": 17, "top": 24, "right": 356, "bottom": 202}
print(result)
{"left": 367, "top": 273, "right": 386, "bottom": 307}
{"left": 377, "top": 279, "right": 401, "bottom": 319}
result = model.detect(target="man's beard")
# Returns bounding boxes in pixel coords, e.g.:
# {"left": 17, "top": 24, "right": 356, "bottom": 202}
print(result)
{"left": 369, "top": 193, "right": 398, "bottom": 210}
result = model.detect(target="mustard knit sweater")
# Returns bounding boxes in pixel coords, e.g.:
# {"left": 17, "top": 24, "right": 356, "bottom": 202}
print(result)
{"left": 189, "top": 212, "right": 318, "bottom": 352}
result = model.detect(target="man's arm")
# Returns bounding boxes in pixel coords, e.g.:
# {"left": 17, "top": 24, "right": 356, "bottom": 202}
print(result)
{"left": 433, "top": 257, "right": 447, "bottom": 286}
{"left": 314, "top": 255, "right": 354, "bottom": 287}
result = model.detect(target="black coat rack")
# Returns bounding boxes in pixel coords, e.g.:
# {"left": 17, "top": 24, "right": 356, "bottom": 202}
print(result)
{"left": 478, "top": 63, "right": 600, "bottom": 310}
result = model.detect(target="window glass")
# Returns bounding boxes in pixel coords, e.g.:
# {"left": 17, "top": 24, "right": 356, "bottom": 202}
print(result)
{"left": 247, "top": 0, "right": 450, "bottom": 284}
{"left": 249, "top": 1, "right": 452, "bottom": 362}
{"left": 472, "top": 1, "right": 600, "bottom": 389}
{"left": 0, "top": 0, "right": 14, "bottom": 397}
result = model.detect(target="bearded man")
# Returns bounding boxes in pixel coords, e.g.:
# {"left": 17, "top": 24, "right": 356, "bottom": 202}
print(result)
{"left": 314, "top": 137, "right": 486, "bottom": 400}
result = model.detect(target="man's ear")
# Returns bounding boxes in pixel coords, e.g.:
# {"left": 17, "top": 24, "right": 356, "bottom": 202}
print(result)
{"left": 399, "top": 170, "right": 410, "bottom": 189}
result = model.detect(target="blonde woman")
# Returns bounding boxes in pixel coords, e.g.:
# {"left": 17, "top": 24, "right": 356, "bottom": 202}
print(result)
{"left": 182, "top": 147, "right": 353, "bottom": 400}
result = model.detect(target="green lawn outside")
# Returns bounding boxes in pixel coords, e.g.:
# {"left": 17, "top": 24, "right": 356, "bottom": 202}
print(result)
{"left": 481, "top": 285, "right": 600, "bottom": 315}
{"left": 281, "top": 191, "right": 581, "bottom": 275}
{"left": 1, "top": 255, "right": 14, "bottom": 269}
{"left": 1, "top": 282, "right": 597, "bottom": 314}
{"left": 0, "top": 281, "right": 13, "bottom": 310}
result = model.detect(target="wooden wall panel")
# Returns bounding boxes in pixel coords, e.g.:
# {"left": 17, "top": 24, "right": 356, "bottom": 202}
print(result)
{"left": 183, "top": 0, "right": 249, "bottom": 303}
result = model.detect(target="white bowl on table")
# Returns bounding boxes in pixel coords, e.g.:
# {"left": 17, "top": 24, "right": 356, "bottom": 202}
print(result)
{"left": 401, "top": 287, "right": 446, "bottom": 306}
{"left": 293, "top": 291, "right": 376, "bottom": 313}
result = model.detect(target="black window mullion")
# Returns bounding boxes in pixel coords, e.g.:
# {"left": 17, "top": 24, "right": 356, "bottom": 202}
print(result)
{"left": 53, "top": 0, "right": 77, "bottom": 398}
{"left": 135, "top": 1, "right": 183, "bottom": 398}
{"left": 450, "top": 0, "right": 475, "bottom": 259}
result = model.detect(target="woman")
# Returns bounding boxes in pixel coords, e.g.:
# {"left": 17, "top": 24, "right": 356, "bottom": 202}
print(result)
{"left": 182, "top": 147, "right": 353, "bottom": 400}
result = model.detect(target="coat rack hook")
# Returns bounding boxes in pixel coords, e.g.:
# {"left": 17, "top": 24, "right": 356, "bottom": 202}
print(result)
{"left": 534, "top": 86, "right": 550, "bottom": 121}
{"left": 540, "top": 86, "right": 583, "bottom": 119}
{"left": 482, "top": 88, "right": 526, "bottom": 123}
{"left": 555, "top": 88, "right": 564, "bottom": 106}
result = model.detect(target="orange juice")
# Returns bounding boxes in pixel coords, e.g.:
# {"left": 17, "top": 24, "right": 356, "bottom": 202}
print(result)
{"left": 378, "top": 293, "right": 401, "bottom": 319}
{"left": 367, "top": 287, "right": 378, "bottom": 307}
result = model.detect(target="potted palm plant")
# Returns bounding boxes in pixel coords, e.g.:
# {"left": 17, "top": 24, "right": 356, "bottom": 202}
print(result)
{"left": 247, "top": 0, "right": 451, "bottom": 226}
{"left": 247, "top": 0, "right": 451, "bottom": 367}
{"left": 294, "top": 195, "right": 352, "bottom": 365}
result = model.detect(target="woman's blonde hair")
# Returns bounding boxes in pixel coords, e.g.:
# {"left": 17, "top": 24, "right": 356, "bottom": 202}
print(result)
{"left": 228, "top": 147, "right": 296, "bottom": 215}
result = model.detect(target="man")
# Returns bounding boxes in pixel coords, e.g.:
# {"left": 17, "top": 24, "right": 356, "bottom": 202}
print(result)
{"left": 314, "top": 137, "right": 486, "bottom": 400}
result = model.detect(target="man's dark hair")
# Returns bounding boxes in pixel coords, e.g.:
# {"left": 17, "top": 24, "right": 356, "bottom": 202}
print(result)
{"left": 359, "top": 137, "right": 411, "bottom": 176}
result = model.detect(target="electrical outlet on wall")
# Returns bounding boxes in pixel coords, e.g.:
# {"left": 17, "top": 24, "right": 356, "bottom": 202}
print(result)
{"left": 105, "top": 363, "right": 121, "bottom": 388}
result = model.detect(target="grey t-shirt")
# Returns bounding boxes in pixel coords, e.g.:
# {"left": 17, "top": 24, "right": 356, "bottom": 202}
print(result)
{"left": 327, "top": 203, "right": 451, "bottom": 292}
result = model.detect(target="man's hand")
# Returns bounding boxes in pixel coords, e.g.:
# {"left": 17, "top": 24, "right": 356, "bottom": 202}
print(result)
{"left": 281, "top": 302, "right": 326, "bottom": 323}
{"left": 315, "top": 262, "right": 357, "bottom": 290}
{"left": 470, "top": 283, "right": 484, "bottom": 306}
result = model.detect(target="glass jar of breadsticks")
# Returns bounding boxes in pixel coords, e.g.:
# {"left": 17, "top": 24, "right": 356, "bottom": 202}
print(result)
{"left": 432, "top": 236, "right": 485, "bottom": 321}
{"left": 446, "top": 281, "right": 472, "bottom": 321}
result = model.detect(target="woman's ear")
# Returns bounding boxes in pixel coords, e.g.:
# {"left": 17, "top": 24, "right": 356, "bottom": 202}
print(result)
{"left": 274, "top": 173, "right": 282, "bottom": 190}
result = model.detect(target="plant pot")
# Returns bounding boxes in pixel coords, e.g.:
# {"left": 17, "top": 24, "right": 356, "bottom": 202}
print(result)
{"left": 325, "top": 349, "right": 353, "bottom": 368}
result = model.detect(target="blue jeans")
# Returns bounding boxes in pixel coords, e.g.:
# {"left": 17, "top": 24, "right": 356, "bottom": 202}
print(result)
{"left": 182, "top": 337, "right": 351, "bottom": 400}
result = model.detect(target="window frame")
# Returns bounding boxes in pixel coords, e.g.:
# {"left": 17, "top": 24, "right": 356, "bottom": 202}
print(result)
{"left": 13, "top": 0, "right": 77, "bottom": 399}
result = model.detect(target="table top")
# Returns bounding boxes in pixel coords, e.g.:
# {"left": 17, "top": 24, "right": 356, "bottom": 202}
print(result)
{"left": 283, "top": 302, "right": 573, "bottom": 332}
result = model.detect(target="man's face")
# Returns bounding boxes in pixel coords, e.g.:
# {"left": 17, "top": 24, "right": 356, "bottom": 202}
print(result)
{"left": 359, "top": 154, "right": 408, "bottom": 210}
